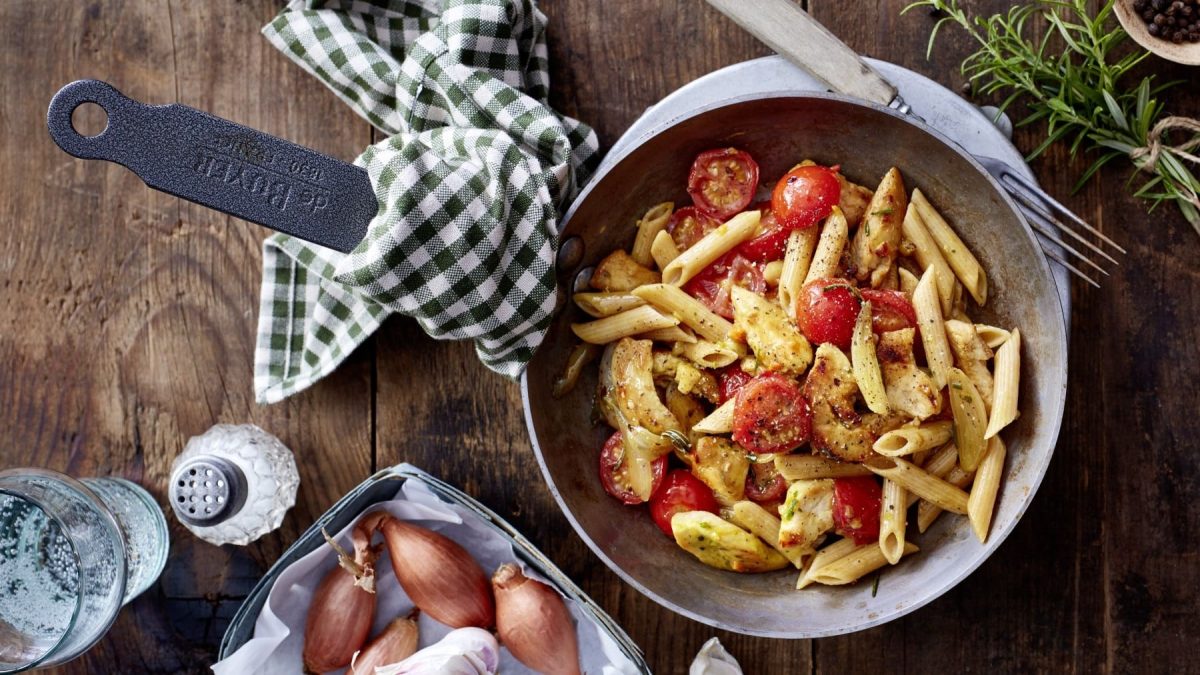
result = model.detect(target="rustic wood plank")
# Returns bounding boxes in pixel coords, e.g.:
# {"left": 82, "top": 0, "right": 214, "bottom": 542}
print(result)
{"left": 0, "top": 1, "right": 373, "bottom": 672}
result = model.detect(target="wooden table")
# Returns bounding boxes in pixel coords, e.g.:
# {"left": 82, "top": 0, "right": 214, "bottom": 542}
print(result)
{"left": 3, "top": 1, "right": 1198, "bottom": 672}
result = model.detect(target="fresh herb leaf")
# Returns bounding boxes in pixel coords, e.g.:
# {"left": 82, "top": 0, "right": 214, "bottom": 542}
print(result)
{"left": 871, "top": 573, "right": 881, "bottom": 597}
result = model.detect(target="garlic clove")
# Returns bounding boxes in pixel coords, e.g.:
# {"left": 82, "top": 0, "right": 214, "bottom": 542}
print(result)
{"left": 373, "top": 627, "right": 500, "bottom": 675}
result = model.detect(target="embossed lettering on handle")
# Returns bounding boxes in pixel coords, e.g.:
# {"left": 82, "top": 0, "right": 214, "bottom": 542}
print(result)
{"left": 47, "top": 80, "right": 376, "bottom": 254}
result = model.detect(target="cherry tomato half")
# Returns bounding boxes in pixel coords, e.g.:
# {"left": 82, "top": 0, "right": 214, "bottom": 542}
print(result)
{"left": 744, "top": 461, "right": 788, "bottom": 503}
{"left": 737, "top": 204, "right": 791, "bottom": 262}
{"left": 861, "top": 289, "right": 918, "bottom": 334}
{"left": 649, "top": 470, "right": 721, "bottom": 537}
{"left": 687, "top": 148, "right": 760, "bottom": 220}
{"left": 732, "top": 374, "right": 812, "bottom": 455}
{"left": 770, "top": 165, "right": 841, "bottom": 230}
{"left": 795, "top": 278, "right": 862, "bottom": 350}
{"left": 684, "top": 252, "right": 766, "bottom": 320}
{"left": 832, "top": 476, "right": 883, "bottom": 545}
{"left": 717, "top": 365, "right": 755, "bottom": 404}
{"left": 599, "top": 431, "right": 667, "bottom": 505}
{"left": 667, "top": 206, "right": 721, "bottom": 251}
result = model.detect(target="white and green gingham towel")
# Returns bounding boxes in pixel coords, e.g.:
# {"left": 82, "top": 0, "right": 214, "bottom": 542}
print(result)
{"left": 255, "top": 0, "right": 599, "bottom": 403}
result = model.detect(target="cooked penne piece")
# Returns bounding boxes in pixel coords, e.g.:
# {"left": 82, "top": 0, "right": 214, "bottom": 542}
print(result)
{"left": 731, "top": 286, "right": 812, "bottom": 376}
{"left": 640, "top": 325, "right": 697, "bottom": 343}
{"left": 865, "top": 456, "right": 969, "bottom": 515}
{"left": 729, "top": 501, "right": 808, "bottom": 568}
{"left": 693, "top": 399, "right": 735, "bottom": 434}
{"left": 631, "top": 202, "right": 674, "bottom": 267}
{"left": 914, "top": 265, "right": 953, "bottom": 390}
{"left": 774, "top": 454, "right": 873, "bottom": 481}
{"left": 968, "top": 436, "right": 1006, "bottom": 542}
{"left": 907, "top": 442, "right": 958, "bottom": 507}
{"left": 911, "top": 189, "right": 987, "bottom": 305}
{"left": 950, "top": 281, "right": 970, "bottom": 321}
{"left": 901, "top": 202, "right": 956, "bottom": 314}
{"left": 873, "top": 420, "right": 953, "bottom": 457}
{"left": 974, "top": 323, "right": 1011, "bottom": 349}
{"left": 917, "top": 464, "right": 974, "bottom": 532}
{"left": 674, "top": 340, "right": 740, "bottom": 369}
{"left": 851, "top": 302, "right": 889, "bottom": 414}
{"left": 898, "top": 267, "right": 919, "bottom": 296}
{"left": 662, "top": 210, "right": 760, "bottom": 286}
{"left": 945, "top": 319, "right": 994, "bottom": 410}
{"left": 573, "top": 292, "right": 646, "bottom": 318}
{"left": 804, "top": 206, "right": 849, "bottom": 284}
{"left": 808, "top": 542, "right": 918, "bottom": 586}
{"left": 650, "top": 229, "right": 681, "bottom": 270}
{"left": 571, "top": 305, "right": 678, "bottom": 344}
{"left": 985, "top": 328, "right": 1021, "bottom": 439}
{"left": 879, "top": 479, "right": 907, "bottom": 565}
{"left": 552, "top": 342, "right": 601, "bottom": 398}
{"left": 590, "top": 249, "right": 661, "bottom": 291}
{"left": 763, "top": 260, "right": 784, "bottom": 285}
{"left": 633, "top": 283, "right": 734, "bottom": 343}
{"left": 796, "top": 537, "right": 862, "bottom": 589}
{"left": 778, "top": 227, "right": 820, "bottom": 320}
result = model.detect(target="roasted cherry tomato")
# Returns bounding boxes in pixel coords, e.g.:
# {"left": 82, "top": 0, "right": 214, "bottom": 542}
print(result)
{"left": 770, "top": 165, "right": 841, "bottom": 230}
{"left": 861, "top": 289, "right": 918, "bottom": 334}
{"left": 684, "top": 252, "right": 766, "bottom": 320}
{"left": 795, "top": 278, "right": 862, "bottom": 350}
{"left": 666, "top": 206, "right": 722, "bottom": 250}
{"left": 832, "top": 476, "right": 883, "bottom": 545}
{"left": 687, "top": 148, "right": 760, "bottom": 220}
{"left": 717, "top": 365, "right": 755, "bottom": 404}
{"left": 649, "top": 470, "right": 721, "bottom": 537}
{"left": 599, "top": 431, "right": 667, "bottom": 505}
{"left": 736, "top": 203, "right": 792, "bottom": 262}
{"left": 744, "top": 461, "right": 788, "bottom": 503}
{"left": 732, "top": 374, "right": 812, "bottom": 455}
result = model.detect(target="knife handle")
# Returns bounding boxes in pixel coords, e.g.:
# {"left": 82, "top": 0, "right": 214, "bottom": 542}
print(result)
{"left": 47, "top": 79, "right": 376, "bottom": 254}
{"left": 706, "top": 0, "right": 899, "bottom": 108}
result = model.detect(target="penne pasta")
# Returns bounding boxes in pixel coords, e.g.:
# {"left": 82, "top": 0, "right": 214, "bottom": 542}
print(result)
{"left": 693, "top": 399, "right": 735, "bottom": 434}
{"left": 945, "top": 319, "right": 994, "bottom": 410}
{"left": 911, "top": 189, "right": 987, "bottom": 304}
{"left": 804, "top": 206, "right": 849, "bottom": 284}
{"left": 974, "top": 323, "right": 1011, "bottom": 349}
{"left": 763, "top": 260, "right": 784, "bottom": 285}
{"left": 851, "top": 301, "right": 889, "bottom": 414}
{"left": 573, "top": 292, "right": 646, "bottom": 318}
{"left": 901, "top": 202, "right": 956, "bottom": 314}
{"left": 985, "top": 328, "right": 1021, "bottom": 439}
{"left": 796, "top": 538, "right": 862, "bottom": 589}
{"left": 674, "top": 340, "right": 740, "bottom": 369}
{"left": 571, "top": 305, "right": 678, "bottom": 344}
{"left": 775, "top": 454, "right": 874, "bottom": 480}
{"left": 650, "top": 229, "right": 682, "bottom": 270}
{"left": 917, "top": 464, "right": 974, "bottom": 533}
{"left": 631, "top": 202, "right": 673, "bottom": 267}
{"left": 968, "top": 436, "right": 1006, "bottom": 543}
{"left": 948, "top": 367, "right": 988, "bottom": 471}
{"left": 662, "top": 210, "right": 760, "bottom": 286}
{"left": 809, "top": 542, "right": 918, "bottom": 586}
{"left": 640, "top": 325, "right": 696, "bottom": 343}
{"left": 778, "top": 227, "right": 820, "bottom": 320}
{"left": 907, "top": 442, "right": 958, "bottom": 507}
{"left": 879, "top": 479, "right": 907, "bottom": 565}
{"left": 633, "top": 283, "right": 734, "bottom": 343}
{"left": 865, "top": 456, "right": 969, "bottom": 515}
{"left": 898, "top": 266, "right": 919, "bottom": 296}
{"left": 914, "top": 265, "right": 954, "bottom": 391}
{"left": 551, "top": 342, "right": 601, "bottom": 398}
{"left": 873, "top": 420, "right": 954, "bottom": 457}
{"left": 729, "top": 500, "right": 808, "bottom": 568}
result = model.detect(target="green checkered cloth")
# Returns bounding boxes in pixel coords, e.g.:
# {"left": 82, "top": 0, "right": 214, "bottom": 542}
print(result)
{"left": 255, "top": 0, "right": 599, "bottom": 403}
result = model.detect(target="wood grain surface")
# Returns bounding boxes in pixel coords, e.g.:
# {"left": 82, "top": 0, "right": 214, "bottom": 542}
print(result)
{"left": 1, "top": 1, "right": 1197, "bottom": 673}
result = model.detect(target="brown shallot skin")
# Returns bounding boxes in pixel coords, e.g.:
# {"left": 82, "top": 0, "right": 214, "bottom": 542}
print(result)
{"left": 303, "top": 564, "right": 376, "bottom": 674}
{"left": 351, "top": 612, "right": 420, "bottom": 675}
{"left": 378, "top": 517, "right": 495, "bottom": 628}
{"left": 493, "top": 564, "right": 582, "bottom": 675}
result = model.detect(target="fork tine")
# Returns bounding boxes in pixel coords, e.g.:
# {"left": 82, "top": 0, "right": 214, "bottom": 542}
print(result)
{"left": 1037, "top": 242, "right": 1101, "bottom": 288}
{"left": 1005, "top": 184, "right": 1120, "bottom": 267}
{"left": 999, "top": 170, "right": 1127, "bottom": 254}
{"left": 1022, "top": 205, "right": 1111, "bottom": 277}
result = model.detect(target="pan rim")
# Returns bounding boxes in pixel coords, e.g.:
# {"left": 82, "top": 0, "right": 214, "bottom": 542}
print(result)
{"left": 522, "top": 89, "right": 1069, "bottom": 638}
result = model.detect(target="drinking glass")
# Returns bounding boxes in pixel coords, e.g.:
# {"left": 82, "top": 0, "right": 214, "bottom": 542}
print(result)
{"left": 0, "top": 469, "right": 169, "bottom": 672}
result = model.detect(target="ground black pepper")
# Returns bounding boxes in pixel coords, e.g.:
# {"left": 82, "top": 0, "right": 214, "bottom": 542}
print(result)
{"left": 1133, "top": 0, "right": 1200, "bottom": 42}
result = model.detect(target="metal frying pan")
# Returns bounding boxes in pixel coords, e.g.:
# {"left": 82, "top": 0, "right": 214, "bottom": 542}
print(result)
{"left": 520, "top": 21, "right": 1069, "bottom": 637}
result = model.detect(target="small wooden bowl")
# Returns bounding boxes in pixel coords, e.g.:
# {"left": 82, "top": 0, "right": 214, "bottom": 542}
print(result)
{"left": 1115, "top": 0, "right": 1200, "bottom": 66}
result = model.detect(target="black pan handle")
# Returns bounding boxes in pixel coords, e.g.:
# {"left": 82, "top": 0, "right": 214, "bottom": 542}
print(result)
{"left": 47, "top": 80, "right": 376, "bottom": 253}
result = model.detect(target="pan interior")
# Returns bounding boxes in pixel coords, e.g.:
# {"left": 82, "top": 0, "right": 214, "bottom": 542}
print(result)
{"left": 524, "top": 95, "right": 1066, "bottom": 637}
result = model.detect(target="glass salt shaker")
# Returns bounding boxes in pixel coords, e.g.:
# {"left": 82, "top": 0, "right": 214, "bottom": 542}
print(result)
{"left": 168, "top": 424, "right": 299, "bottom": 546}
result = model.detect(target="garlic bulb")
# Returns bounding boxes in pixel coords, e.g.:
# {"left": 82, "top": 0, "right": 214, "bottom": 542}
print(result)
{"left": 373, "top": 627, "right": 500, "bottom": 675}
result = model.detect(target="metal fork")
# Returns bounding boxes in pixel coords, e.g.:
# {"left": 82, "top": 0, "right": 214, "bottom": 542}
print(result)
{"left": 706, "top": 0, "right": 1124, "bottom": 288}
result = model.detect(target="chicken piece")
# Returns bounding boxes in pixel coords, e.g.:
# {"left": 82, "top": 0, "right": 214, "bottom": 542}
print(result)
{"left": 944, "top": 320, "right": 995, "bottom": 410}
{"left": 803, "top": 343, "right": 898, "bottom": 462}
{"left": 850, "top": 167, "right": 906, "bottom": 289}
{"left": 730, "top": 286, "right": 812, "bottom": 376}
{"left": 877, "top": 328, "right": 942, "bottom": 420}
{"left": 599, "top": 338, "right": 679, "bottom": 433}
{"left": 671, "top": 511, "right": 790, "bottom": 573}
{"left": 590, "top": 250, "right": 660, "bottom": 291}
{"left": 837, "top": 173, "right": 874, "bottom": 228}
{"left": 690, "top": 436, "right": 750, "bottom": 506}
{"left": 777, "top": 479, "right": 835, "bottom": 557}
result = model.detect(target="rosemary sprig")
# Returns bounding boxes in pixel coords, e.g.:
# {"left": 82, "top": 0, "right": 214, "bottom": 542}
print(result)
{"left": 904, "top": 0, "right": 1200, "bottom": 234}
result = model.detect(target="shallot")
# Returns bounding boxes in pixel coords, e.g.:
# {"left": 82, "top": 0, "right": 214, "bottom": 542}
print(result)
{"left": 374, "top": 627, "right": 501, "bottom": 675}
{"left": 493, "top": 563, "right": 582, "bottom": 675}
{"left": 303, "top": 525, "right": 380, "bottom": 673}
{"left": 351, "top": 611, "right": 420, "bottom": 675}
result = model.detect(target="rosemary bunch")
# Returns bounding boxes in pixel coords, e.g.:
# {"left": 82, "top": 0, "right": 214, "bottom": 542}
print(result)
{"left": 905, "top": 0, "right": 1200, "bottom": 234}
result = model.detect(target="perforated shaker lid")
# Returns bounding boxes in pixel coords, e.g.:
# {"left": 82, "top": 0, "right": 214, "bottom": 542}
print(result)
{"left": 169, "top": 456, "right": 248, "bottom": 526}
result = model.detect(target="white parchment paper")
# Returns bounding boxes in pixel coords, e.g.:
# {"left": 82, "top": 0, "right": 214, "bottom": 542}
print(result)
{"left": 212, "top": 480, "right": 641, "bottom": 674}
